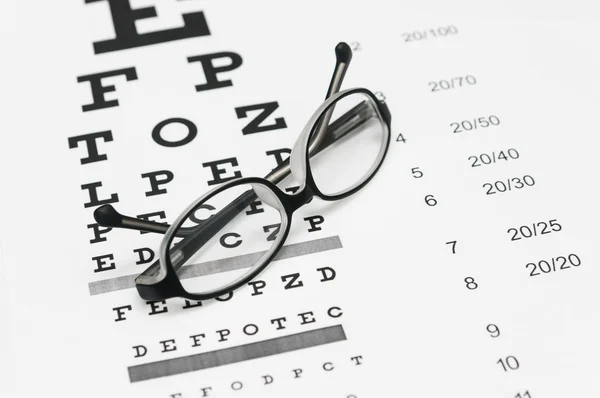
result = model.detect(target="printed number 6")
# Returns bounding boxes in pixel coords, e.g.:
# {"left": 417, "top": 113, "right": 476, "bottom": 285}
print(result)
{"left": 425, "top": 194, "right": 437, "bottom": 206}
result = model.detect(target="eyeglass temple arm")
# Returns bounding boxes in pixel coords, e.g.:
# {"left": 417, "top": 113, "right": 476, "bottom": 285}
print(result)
{"left": 94, "top": 205, "right": 193, "bottom": 237}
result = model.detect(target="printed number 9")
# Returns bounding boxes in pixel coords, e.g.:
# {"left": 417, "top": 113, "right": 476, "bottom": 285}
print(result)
{"left": 487, "top": 324, "right": 500, "bottom": 338}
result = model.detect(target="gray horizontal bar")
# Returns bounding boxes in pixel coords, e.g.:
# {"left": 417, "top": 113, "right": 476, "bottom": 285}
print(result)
{"left": 89, "top": 236, "right": 342, "bottom": 296}
{"left": 128, "top": 324, "right": 346, "bottom": 382}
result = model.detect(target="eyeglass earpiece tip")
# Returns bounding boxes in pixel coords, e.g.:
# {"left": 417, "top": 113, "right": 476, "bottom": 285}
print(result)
{"left": 94, "top": 204, "right": 123, "bottom": 227}
{"left": 335, "top": 42, "right": 352, "bottom": 64}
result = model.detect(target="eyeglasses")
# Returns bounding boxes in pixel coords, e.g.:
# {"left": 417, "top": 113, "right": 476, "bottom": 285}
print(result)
{"left": 94, "top": 42, "right": 392, "bottom": 302}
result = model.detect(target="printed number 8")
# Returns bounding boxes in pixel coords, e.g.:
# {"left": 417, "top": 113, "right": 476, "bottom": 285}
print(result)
{"left": 465, "top": 277, "right": 478, "bottom": 290}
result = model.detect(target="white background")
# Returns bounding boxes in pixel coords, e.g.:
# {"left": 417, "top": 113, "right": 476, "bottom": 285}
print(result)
{"left": 1, "top": 1, "right": 600, "bottom": 397}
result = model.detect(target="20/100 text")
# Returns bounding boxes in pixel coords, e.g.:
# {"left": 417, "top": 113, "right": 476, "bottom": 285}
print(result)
{"left": 403, "top": 25, "right": 459, "bottom": 42}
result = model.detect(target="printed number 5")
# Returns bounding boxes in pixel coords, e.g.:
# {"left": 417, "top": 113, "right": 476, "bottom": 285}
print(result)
{"left": 477, "top": 117, "right": 490, "bottom": 127}
{"left": 411, "top": 167, "right": 423, "bottom": 178}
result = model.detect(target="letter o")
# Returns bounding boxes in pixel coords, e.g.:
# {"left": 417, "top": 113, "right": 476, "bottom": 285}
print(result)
{"left": 243, "top": 324, "right": 259, "bottom": 336}
{"left": 215, "top": 292, "right": 233, "bottom": 302}
{"left": 152, "top": 118, "right": 197, "bottom": 148}
{"left": 231, "top": 381, "right": 243, "bottom": 391}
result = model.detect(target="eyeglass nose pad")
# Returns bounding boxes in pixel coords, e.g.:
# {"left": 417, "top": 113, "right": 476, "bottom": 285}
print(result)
{"left": 251, "top": 183, "right": 281, "bottom": 210}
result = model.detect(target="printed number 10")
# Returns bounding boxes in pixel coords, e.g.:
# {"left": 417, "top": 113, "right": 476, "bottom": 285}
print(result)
{"left": 497, "top": 356, "right": 519, "bottom": 371}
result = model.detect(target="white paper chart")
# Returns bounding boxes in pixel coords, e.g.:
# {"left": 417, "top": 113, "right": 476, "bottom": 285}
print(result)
{"left": 1, "top": 1, "right": 600, "bottom": 397}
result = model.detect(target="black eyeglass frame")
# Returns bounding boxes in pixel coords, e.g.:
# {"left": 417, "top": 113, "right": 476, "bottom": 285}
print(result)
{"left": 137, "top": 88, "right": 391, "bottom": 302}
{"left": 93, "top": 42, "right": 393, "bottom": 302}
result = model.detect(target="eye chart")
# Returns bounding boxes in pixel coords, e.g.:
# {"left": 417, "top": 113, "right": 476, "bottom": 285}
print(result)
{"left": 1, "top": 1, "right": 600, "bottom": 397}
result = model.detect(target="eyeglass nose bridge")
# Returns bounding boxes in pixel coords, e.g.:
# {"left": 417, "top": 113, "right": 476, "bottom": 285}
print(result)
{"left": 281, "top": 185, "right": 315, "bottom": 215}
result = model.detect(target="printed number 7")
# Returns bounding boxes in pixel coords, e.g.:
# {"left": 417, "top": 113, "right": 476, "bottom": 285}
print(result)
{"left": 446, "top": 240, "right": 457, "bottom": 254}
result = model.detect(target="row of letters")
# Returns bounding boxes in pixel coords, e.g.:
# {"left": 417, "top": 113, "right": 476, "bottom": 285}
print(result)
{"left": 112, "top": 265, "right": 338, "bottom": 322}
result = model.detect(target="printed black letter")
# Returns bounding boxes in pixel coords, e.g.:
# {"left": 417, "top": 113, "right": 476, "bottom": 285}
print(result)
{"left": 141, "top": 170, "right": 174, "bottom": 196}
{"left": 202, "top": 157, "right": 242, "bottom": 185}
{"left": 85, "top": 0, "right": 210, "bottom": 54}
{"left": 68, "top": 131, "right": 114, "bottom": 164}
{"left": 188, "top": 52, "right": 243, "bottom": 91}
{"left": 235, "top": 102, "right": 287, "bottom": 135}
{"left": 77, "top": 68, "right": 137, "bottom": 111}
